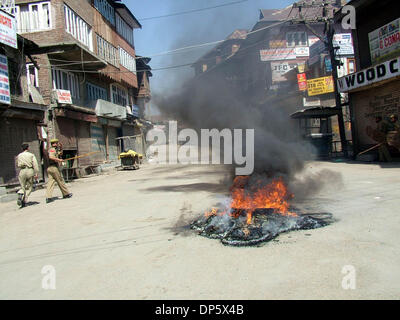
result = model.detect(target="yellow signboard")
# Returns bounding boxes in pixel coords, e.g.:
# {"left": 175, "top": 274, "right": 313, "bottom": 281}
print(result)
{"left": 307, "top": 76, "right": 334, "bottom": 96}
{"left": 269, "top": 40, "right": 286, "bottom": 48}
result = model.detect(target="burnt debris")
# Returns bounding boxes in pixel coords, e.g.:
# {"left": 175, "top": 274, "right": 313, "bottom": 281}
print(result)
{"left": 191, "top": 209, "right": 328, "bottom": 246}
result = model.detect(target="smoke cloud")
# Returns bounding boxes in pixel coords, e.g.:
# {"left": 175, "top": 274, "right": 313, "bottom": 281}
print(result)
{"left": 149, "top": 0, "right": 342, "bottom": 200}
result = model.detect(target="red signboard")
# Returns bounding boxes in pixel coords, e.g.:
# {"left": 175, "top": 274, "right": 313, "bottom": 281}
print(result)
{"left": 297, "top": 73, "right": 307, "bottom": 91}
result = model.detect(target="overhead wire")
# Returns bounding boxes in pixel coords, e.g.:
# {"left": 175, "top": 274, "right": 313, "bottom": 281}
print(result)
{"left": 139, "top": 0, "right": 249, "bottom": 21}
{"left": 35, "top": 4, "right": 310, "bottom": 77}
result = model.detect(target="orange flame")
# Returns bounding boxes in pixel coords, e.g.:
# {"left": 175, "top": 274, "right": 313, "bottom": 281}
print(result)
{"left": 205, "top": 176, "right": 296, "bottom": 224}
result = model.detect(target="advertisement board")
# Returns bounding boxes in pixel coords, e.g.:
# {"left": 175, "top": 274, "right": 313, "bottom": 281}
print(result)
{"left": 297, "top": 73, "right": 307, "bottom": 91}
{"left": 260, "top": 48, "right": 297, "bottom": 61}
{"left": 337, "top": 56, "right": 400, "bottom": 92}
{"left": 307, "top": 76, "right": 334, "bottom": 96}
{"left": 0, "top": 9, "right": 17, "bottom": 49}
{"left": 0, "top": 54, "right": 10, "bottom": 104}
{"left": 333, "top": 33, "right": 354, "bottom": 56}
{"left": 369, "top": 18, "right": 400, "bottom": 64}
{"left": 271, "top": 61, "right": 298, "bottom": 82}
{"left": 55, "top": 89, "right": 73, "bottom": 104}
{"left": 294, "top": 47, "right": 309, "bottom": 57}
{"left": 269, "top": 40, "right": 286, "bottom": 48}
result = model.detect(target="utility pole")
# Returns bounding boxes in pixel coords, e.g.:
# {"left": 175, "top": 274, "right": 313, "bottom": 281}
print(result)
{"left": 292, "top": 0, "right": 349, "bottom": 157}
{"left": 325, "top": 20, "right": 348, "bottom": 157}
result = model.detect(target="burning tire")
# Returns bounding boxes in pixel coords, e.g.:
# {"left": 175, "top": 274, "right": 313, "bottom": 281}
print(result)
{"left": 191, "top": 209, "right": 328, "bottom": 247}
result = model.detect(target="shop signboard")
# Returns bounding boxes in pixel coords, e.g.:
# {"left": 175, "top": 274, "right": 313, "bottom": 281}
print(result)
{"left": 337, "top": 56, "right": 400, "bottom": 92}
{"left": 0, "top": 9, "right": 17, "bottom": 49}
{"left": 369, "top": 17, "right": 400, "bottom": 64}
{"left": 0, "top": 53, "right": 10, "bottom": 104}
{"left": 307, "top": 76, "right": 334, "bottom": 96}
{"left": 297, "top": 73, "right": 307, "bottom": 91}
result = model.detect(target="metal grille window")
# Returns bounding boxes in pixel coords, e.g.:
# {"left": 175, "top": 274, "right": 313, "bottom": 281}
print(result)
{"left": 111, "top": 84, "right": 128, "bottom": 106}
{"left": 96, "top": 35, "right": 118, "bottom": 66}
{"left": 286, "top": 32, "right": 308, "bottom": 47}
{"left": 87, "top": 82, "right": 108, "bottom": 101}
{"left": 52, "top": 69, "right": 80, "bottom": 99}
{"left": 116, "top": 13, "right": 134, "bottom": 46}
{"left": 64, "top": 5, "right": 93, "bottom": 51}
{"left": 14, "top": 2, "right": 52, "bottom": 33}
{"left": 93, "top": 0, "right": 115, "bottom": 25}
{"left": 119, "top": 47, "right": 136, "bottom": 73}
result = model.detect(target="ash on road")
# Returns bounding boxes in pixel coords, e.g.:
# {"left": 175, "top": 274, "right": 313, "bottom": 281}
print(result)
{"left": 0, "top": 161, "right": 399, "bottom": 299}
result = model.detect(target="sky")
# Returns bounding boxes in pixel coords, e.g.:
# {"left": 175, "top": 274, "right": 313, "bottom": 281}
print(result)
{"left": 126, "top": 0, "right": 294, "bottom": 114}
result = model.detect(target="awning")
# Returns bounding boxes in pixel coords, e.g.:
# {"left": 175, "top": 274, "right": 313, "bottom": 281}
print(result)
{"left": 290, "top": 106, "right": 340, "bottom": 119}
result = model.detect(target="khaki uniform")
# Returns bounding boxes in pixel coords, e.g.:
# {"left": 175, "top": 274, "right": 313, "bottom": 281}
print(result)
{"left": 45, "top": 147, "right": 70, "bottom": 198}
{"left": 376, "top": 121, "right": 392, "bottom": 162}
{"left": 17, "top": 151, "right": 39, "bottom": 203}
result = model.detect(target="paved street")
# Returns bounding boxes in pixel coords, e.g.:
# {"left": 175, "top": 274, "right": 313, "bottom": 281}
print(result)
{"left": 0, "top": 161, "right": 400, "bottom": 299}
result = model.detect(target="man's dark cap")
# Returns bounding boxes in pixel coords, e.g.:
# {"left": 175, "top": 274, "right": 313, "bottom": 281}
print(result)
{"left": 22, "top": 143, "right": 29, "bottom": 150}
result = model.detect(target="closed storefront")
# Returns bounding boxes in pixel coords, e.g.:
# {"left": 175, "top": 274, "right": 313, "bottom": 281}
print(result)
{"left": 350, "top": 79, "right": 400, "bottom": 151}
{"left": 56, "top": 117, "right": 77, "bottom": 150}
{"left": 122, "top": 124, "right": 135, "bottom": 136}
{"left": 107, "top": 126, "right": 119, "bottom": 161}
{"left": 90, "top": 123, "right": 107, "bottom": 163}
{"left": 77, "top": 122, "right": 92, "bottom": 167}
{"left": 0, "top": 117, "right": 43, "bottom": 184}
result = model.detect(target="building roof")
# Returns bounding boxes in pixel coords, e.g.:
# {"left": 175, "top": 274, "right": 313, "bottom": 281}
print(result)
{"left": 193, "top": 29, "right": 248, "bottom": 65}
{"left": 259, "top": 0, "right": 344, "bottom": 22}
{"left": 113, "top": 1, "right": 142, "bottom": 29}
{"left": 226, "top": 29, "right": 248, "bottom": 40}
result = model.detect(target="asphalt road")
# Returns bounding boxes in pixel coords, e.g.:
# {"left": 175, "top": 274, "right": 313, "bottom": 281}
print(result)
{"left": 0, "top": 160, "right": 399, "bottom": 299}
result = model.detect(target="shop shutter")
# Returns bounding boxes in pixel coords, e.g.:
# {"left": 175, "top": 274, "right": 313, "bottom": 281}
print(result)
{"left": 0, "top": 118, "right": 42, "bottom": 184}
{"left": 107, "top": 126, "right": 119, "bottom": 161}
{"left": 77, "top": 121, "right": 92, "bottom": 166}
{"left": 351, "top": 79, "right": 400, "bottom": 151}
{"left": 90, "top": 123, "right": 106, "bottom": 163}
{"left": 56, "top": 118, "right": 77, "bottom": 150}
{"left": 122, "top": 124, "right": 135, "bottom": 136}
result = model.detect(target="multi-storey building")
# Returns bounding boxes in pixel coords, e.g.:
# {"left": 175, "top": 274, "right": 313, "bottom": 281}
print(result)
{"left": 13, "top": 0, "right": 143, "bottom": 175}
{"left": 0, "top": 30, "right": 47, "bottom": 186}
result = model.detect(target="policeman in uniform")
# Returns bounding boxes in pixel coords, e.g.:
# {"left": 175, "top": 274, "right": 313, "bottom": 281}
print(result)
{"left": 374, "top": 116, "right": 392, "bottom": 162}
{"left": 16, "top": 143, "right": 39, "bottom": 208}
{"left": 387, "top": 114, "right": 400, "bottom": 131}
{"left": 46, "top": 139, "right": 72, "bottom": 203}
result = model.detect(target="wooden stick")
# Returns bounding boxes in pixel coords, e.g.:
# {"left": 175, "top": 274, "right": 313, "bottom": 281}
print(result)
{"left": 63, "top": 151, "right": 100, "bottom": 161}
{"left": 357, "top": 143, "right": 383, "bottom": 156}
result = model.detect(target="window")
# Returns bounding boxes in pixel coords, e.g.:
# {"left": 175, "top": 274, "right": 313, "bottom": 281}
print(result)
{"left": 52, "top": 69, "right": 80, "bottom": 99}
{"left": 93, "top": 0, "right": 115, "bottom": 25}
{"left": 87, "top": 82, "right": 108, "bottom": 101}
{"left": 119, "top": 47, "right": 136, "bottom": 73}
{"left": 116, "top": 13, "right": 134, "bottom": 46}
{"left": 26, "top": 63, "right": 39, "bottom": 87}
{"left": 286, "top": 32, "right": 308, "bottom": 47}
{"left": 64, "top": 5, "right": 93, "bottom": 51}
{"left": 111, "top": 84, "right": 128, "bottom": 106}
{"left": 96, "top": 35, "right": 118, "bottom": 66}
{"left": 347, "top": 58, "right": 356, "bottom": 74}
{"left": 15, "top": 2, "right": 52, "bottom": 33}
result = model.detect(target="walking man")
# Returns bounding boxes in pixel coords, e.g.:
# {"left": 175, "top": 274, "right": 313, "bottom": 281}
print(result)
{"left": 16, "top": 143, "right": 39, "bottom": 208}
{"left": 46, "top": 139, "right": 72, "bottom": 203}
